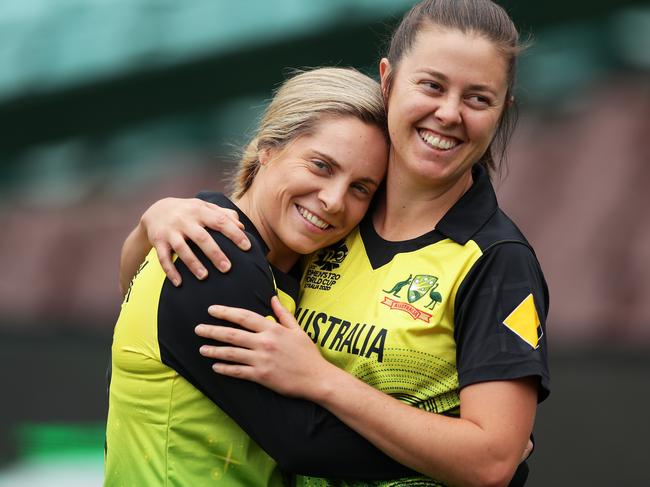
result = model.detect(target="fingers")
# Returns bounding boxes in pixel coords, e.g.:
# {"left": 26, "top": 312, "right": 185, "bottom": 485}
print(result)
{"left": 271, "top": 296, "right": 300, "bottom": 329}
{"left": 172, "top": 205, "right": 250, "bottom": 275}
{"left": 195, "top": 323, "right": 258, "bottom": 348}
{"left": 211, "top": 362, "right": 254, "bottom": 380}
{"left": 184, "top": 228, "right": 229, "bottom": 274}
{"left": 205, "top": 206, "right": 251, "bottom": 252}
{"left": 199, "top": 344, "right": 255, "bottom": 365}
{"left": 213, "top": 206, "right": 245, "bottom": 231}
{"left": 143, "top": 197, "right": 252, "bottom": 282}
{"left": 168, "top": 235, "right": 208, "bottom": 280}
{"left": 201, "top": 338, "right": 278, "bottom": 385}
{"left": 154, "top": 243, "right": 182, "bottom": 287}
{"left": 206, "top": 305, "right": 272, "bottom": 332}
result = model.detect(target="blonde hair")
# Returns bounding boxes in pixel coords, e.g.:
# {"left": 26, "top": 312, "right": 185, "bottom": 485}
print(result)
{"left": 232, "top": 67, "right": 387, "bottom": 198}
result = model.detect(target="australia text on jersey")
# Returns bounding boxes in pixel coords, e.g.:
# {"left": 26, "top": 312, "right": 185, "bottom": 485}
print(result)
{"left": 296, "top": 307, "right": 388, "bottom": 363}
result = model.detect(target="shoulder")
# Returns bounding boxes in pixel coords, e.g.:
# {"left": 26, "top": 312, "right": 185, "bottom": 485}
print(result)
{"left": 190, "top": 191, "right": 271, "bottom": 278}
{"left": 463, "top": 207, "right": 546, "bottom": 294}
{"left": 158, "top": 192, "right": 276, "bottom": 308}
{"left": 195, "top": 191, "right": 228, "bottom": 206}
{"left": 457, "top": 239, "right": 548, "bottom": 318}
{"left": 455, "top": 208, "right": 549, "bottom": 346}
{"left": 472, "top": 208, "right": 533, "bottom": 255}
{"left": 176, "top": 228, "right": 275, "bottom": 310}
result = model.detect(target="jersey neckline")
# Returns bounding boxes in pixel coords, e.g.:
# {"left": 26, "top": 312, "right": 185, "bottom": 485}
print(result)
{"left": 358, "top": 164, "right": 498, "bottom": 269}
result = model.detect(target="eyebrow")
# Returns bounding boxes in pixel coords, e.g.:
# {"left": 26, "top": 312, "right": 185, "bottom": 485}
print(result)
{"left": 418, "top": 69, "right": 498, "bottom": 95}
{"left": 313, "top": 150, "right": 381, "bottom": 187}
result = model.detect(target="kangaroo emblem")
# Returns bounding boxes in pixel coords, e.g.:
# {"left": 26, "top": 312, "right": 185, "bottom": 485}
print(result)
{"left": 383, "top": 274, "right": 413, "bottom": 298}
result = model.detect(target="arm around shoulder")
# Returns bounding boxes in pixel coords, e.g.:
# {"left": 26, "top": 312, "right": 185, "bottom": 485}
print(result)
{"left": 304, "top": 359, "right": 537, "bottom": 487}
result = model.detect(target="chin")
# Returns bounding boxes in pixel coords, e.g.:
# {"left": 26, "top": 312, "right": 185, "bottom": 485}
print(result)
{"left": 295, "top": 236, "right": 340, "bottom": 255}
{"left": 286, "top": 238, "right": 322, "bottom": 256}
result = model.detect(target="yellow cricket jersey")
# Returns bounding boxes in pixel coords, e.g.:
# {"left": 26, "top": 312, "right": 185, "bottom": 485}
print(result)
{"left": 294, "top": 165, "right": 550, "bottom": 487}
{"left": 105, "top": 193, "right": 298, "bottom": 487}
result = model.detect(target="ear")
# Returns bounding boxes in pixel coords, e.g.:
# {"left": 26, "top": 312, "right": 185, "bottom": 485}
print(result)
{"left": 506, "top": 94, "right": 515, "bottom": 108}
{"left": 258, "top": 147, "right": 273, "bottom": 166}
{"left": 379, "top": 58, "right": 392, "bottom": 99}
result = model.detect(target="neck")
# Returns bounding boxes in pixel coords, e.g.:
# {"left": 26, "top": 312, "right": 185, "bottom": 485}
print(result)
{"left": 373, "top": 161, "right": 473, "bottom": 241}
{"left": 235, "top": 193, "right": 300, "bottom": 273}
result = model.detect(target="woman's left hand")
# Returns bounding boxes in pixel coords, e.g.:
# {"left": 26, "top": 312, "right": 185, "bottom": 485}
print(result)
{"left": 195, "top": 296, "right": 335, "bottom": 399}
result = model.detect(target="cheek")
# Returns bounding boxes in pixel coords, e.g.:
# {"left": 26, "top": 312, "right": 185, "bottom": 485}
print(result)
{"left": 388, "top": 111, "right": 411, "bottom": 148}
{"left": 388, "top": 96, "right": 430, "bottom": 143}
{"left": 387, "top": 92, "right": 409, "bottom": 123}
{"left": 469, "top": 114, "right": 500, "bottom": 144}
{"left": 345, "top": 198, "right": 371, "bottom": 227}
{"left": 391, "top": 96, "right": 418, "bottom": 122}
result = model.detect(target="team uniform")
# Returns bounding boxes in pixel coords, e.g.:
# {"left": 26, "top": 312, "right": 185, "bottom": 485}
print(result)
{"left": 293, "top": 165, "right": 550, "bottom": 487}
{"left": 105, "top": 193, "right": 298, "bottom": 486}
{"left": 105, "top": 193, "right": 415, "bottom": 486}
{"left": 106, "top": 161, "right": 550, "bottom": 485}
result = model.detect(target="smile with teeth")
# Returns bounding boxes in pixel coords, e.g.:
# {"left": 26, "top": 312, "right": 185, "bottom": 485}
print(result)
{"left": 418, "top": 129, "right": 459, "bottom": 151}
{"left": 297, "top": 205, "right": 331, "bottom": 230}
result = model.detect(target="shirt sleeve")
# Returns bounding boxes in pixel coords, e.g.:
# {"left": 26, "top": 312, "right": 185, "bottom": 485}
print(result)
{"left": 156, "top": 230, "right": 415, "bottom": 479}
{"left": 454, "top": 242, "right": 550, "bottom": 402}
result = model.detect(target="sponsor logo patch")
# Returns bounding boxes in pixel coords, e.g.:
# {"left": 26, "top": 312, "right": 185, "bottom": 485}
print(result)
{"left": 502, "top": 293, "right": 543, "bottom": 349}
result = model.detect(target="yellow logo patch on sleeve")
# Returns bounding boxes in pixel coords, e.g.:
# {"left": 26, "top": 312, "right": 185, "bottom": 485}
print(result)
{"left": 502, "top": 293, "right": 542, "bottom": 349}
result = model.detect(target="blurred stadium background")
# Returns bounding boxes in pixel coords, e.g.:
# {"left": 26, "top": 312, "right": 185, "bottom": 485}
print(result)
{"left": 0, "top": 0, "right": 649, "bottom": 485}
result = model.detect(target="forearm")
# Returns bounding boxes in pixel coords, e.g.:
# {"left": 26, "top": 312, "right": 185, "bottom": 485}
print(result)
{"left": 119, "top": 223, "right": 151, "bottom": 295}
{"left": 207, "top": 378, "right": 415, "bottom": 479}
{"left": 161, "top": 242, "right": 414, "bottom": 479}
{"left": 312, "top": 362, "right": 536, "bottom": 487}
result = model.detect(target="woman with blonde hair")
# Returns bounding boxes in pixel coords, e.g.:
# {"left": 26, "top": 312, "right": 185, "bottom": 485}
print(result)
{"left": 106, "top": 66, "right": 409, "bottom": 486}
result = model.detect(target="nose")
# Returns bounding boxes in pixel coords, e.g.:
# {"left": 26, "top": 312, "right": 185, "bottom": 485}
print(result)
{"left": 318, "top": 181, "right": 346, "bottom": 215}
{"left": 435, "top": 94, "right": 462, "bottom": 126}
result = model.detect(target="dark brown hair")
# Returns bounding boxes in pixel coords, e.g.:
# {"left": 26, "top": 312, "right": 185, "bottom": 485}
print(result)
{"left": 384, "top": 0, "right": 528, "bottom": 177}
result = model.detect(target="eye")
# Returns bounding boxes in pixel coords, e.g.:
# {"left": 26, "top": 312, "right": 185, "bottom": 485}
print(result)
{"left": 312, "top": 159, "right": 331, "bottom": 173}
{"left": 351, "top": 183, "right": 371, "bottom": 197}
{"left": 421, "top": 80, "right": 443, "bottom": 93}
{"left": 466, "top": 94, "right": 492, "bottom": 109}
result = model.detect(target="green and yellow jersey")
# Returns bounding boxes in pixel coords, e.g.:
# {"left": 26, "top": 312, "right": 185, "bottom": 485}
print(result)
{"left": 294, "top": 165, "right": 550, "bottom": 487}
{"left": 105, "top": 193, "right": 298, "bottom": 487}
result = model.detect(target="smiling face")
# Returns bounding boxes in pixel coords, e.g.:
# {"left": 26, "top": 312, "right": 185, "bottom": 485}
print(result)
{"left": 380, "top": 24, "right": 509, "bottom": 191}
{"left": 239, "top": 115, "right": 388, "bottom": 270}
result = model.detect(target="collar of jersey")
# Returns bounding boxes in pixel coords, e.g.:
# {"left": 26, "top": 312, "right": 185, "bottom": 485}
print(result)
{"left": 435, "top": 164, "right": 499, "bottom": 245}
{"left": 359, "top": 164, "right": 498, "bottom": 269}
